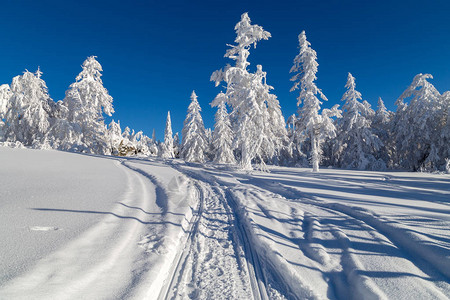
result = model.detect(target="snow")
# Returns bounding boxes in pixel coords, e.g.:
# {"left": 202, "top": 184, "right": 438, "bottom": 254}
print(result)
{"left": 1, "top": 148, "right": 449, "bottom": 299}
{"left": 0, "top": 148, "right": 196, "bottom": 299}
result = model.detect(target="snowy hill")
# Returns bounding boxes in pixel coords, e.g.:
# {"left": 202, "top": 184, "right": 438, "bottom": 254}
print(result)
{"left": 0, "top": 148, "right": 449, "bottom": 299}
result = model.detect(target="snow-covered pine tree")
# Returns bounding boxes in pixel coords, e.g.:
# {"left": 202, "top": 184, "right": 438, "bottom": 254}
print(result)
{"left": 119, "top": 126, "right": 137, "bottom": 156}
{"left": 393, "top": 74, "right": 443, "bottom": 171}
{"left": 148, "top": 128, "right": 158, "bottom": 156}
{"left": 211, "top": 13, "right": 281, "bottom": 170}
{"left": 212, "top": 94, "right": 236, "bottom": 164}
{"left": 290, "top": 31, "right": 340, "bottom": 172}
{"left": 438, "top": 92, "right": 450, "bottom": 171}
{"left": 173, "top": 132, "right": 181, "bottom": 158}
{"left": 286, "top": 114, "right": 303, "bottom": 164}
{"left": 0, "top": 84, "right": 12, "bottom": 141}
{"left": 132, "top": 130, "right": 151, "bottom": 156}
{"left": 4, "top": 69, "right": 53, "bottom": 147}
{"left": 181, "top": 91, "right": 208, "bottom": 163}
{"left": 204, "top": 128, "right": 214, "bottom": 161}
{"left": 160, "top": 111, "right": 175, "bottom": 158}
{"left": 373, "top": 98, "right": 392, "bottom": 134}
{"left": 254, "top": 65, "right": 289, "bottom": 166}
{"left": 333, "top": 73, "right": 384, "bottom": 170}
{"left": 372, "top": 97, "right": 393, "bottom": 166}
{"left": 107, "top": 119, "right": 122, "bottom": 155}
{"left": 63, "top": 56, "right": 114, "bottom": 154}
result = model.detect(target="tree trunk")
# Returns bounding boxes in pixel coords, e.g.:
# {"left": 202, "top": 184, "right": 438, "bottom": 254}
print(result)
{"left": 311, "top": 135, "right": 319, "bottom": 172}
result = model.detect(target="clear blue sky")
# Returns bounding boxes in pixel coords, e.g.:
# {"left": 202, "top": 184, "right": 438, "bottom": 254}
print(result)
{"left": 0, "top": 0, "right": 449, "bottom": 140}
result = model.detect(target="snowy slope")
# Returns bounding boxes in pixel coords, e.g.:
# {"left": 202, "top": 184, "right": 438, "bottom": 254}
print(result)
{"left": 1, "top": 148, "right": 449, "bottom": 299}
{"left": 0, "top": 149, "right": 198, "bottom": 299}
{"left": 0, "top": 147, "right": 126, "bottom": 284}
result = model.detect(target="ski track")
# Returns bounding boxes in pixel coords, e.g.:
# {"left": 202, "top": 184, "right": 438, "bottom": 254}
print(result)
{"left": 157, "top": 182, "right": 204, "bottom": 300}
{"left": 162, "top": 163, "right": 256, "bottom": 300}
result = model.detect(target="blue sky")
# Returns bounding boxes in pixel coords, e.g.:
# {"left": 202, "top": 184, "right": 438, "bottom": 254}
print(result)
{"left": 0, "top": 0, "right": 449, "bottom": 140}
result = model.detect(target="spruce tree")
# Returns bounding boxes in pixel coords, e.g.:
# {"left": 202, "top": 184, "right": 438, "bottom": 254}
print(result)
{"left": 372, "top": 98, "right": 393, "bottom": 167}
{"left": 64, "top": 56, "right": 114, "bottom": 154}
{"left": 4, "top": 69, "right": 53, "bottom": 147}
{"left": 0, "top": 84, "right": 12, "bottom": 141}
{"left": 212, "top": 95, "right": 236, "bottom": 164}
{"left": 107, "top": 120, "right": 122, "bottom": 155}
{"left": 181, "top": 91, "right": 207, "bottom": 163}
{"left": 160, "top": 111, "right": 175, "bottom": 158}
{"left": 290, "top": 31, "right": 340, "bottom": 172}
{"left": 393, "top": 74, "right": 443, "bottom": 170}
{"left": 334, "top": 73, "right": 383, "bottom": 170}
{"left": 211, "top": 13, "right": 279, "bottom": 170}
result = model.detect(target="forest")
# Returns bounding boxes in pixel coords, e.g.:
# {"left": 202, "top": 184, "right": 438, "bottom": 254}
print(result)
{"left": 0, "top": 13, "right": 448, "bottom": 173}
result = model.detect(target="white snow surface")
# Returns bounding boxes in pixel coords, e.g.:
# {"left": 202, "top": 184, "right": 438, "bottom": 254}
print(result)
{"left": 1, "top": 148, "right": 449, "bottom": 299}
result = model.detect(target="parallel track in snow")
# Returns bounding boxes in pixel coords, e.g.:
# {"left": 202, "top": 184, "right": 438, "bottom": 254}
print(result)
{"left": 163, "top": 163, "right": 268, "bottom": 300}
{"left": 223, "top": 189, "right": 270, "bottom": 300}
{"left": 157, "top": 182, "right": 204, "bottom": 300}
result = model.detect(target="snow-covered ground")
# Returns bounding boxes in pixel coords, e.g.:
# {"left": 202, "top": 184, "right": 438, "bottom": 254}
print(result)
{"left": 1, "top": 148, "right": 449, "bottom": 299}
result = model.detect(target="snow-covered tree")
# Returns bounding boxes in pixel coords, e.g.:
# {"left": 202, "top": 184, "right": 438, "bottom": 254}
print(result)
{"left": 372, "top": 97, "right": 393, "bottom": 165}
{"left": 212, "top": 95, "right": 236, "bottom": 164}
{"left": 63, "top": 56, "right": 114, "bottom": 154}
{"left": 254, "top": 65, "right": 289, "bottom": 166}
{"left": 393, "top": 74, "right": 443, "bottom": 171}
{"left": 132, "top": 130, "right": 151, "bottom": 156}
{"left": 0, "top": 84, "right": 12, "bottom": 140}
{"left": 160, "top": 111, "right": 175, "bottom": 158}
{"left": 373, "top": 98, "right": 392, "bottom": 134}
{"left": 211, "top": 13, "right": 283, "bottom": 170}
{"left": 173, "top": 132, "right": 180, "bottom": 158}
{"left": 4, "top": 69, "right": 53, "bottom": 147}
{"left": 181, "top": 91, "right": 208, "bottom": 163}
{"left": 204, "top": 128, "right": 214, "bottom": 160}
{"left": 290, "top": 31, "right": 340, "bottom": 172}
{"left": 148, "top": 129, "right": 158, "bottom": 156}
{"left": 106, "top": 119, "right": 122, "bottom": 155}
{"left": 438, "top": 92, "right": 450, "bottom": 170}
{"left": 286, "top": 114, "right": 303, "bottom": 164}
{"left": 333, "top": 73, "right": 384, "bottom": 170}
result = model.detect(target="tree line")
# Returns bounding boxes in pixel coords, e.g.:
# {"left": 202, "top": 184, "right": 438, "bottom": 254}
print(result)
{"left": 0, "top": 13, "right": 448, "bottom": 172}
